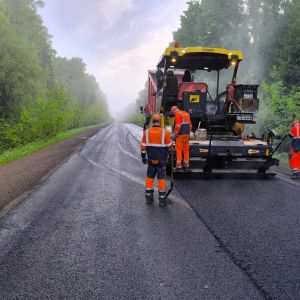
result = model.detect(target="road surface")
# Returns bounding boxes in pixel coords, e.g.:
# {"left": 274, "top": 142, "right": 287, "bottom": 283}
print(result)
{"left": 0, "top": 123, "right": 299, "bottom": 299}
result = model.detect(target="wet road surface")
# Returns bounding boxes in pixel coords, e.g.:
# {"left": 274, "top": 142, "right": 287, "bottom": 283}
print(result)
{"left": 0, "top": 123, "right": 299, "bottom": 299}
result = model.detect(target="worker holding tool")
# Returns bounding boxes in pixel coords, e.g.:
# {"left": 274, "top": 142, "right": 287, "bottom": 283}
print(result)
{"left": 289, "top": 119, "right": 300, "bottom": 178}
{"left": 141, "top": 114, "right": 172, "bottom": 206}
{"left": 170, "top": 106, "right": 192, "bottom": 170}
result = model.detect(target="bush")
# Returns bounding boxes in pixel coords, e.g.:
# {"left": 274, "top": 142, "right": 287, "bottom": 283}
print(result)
{"left": 16, "top": 86, "right": 76, "bottom": 144}
{"left": 256, "top": 81, "right": 300, "bottom": 138}
{"left": 0, "top": 120, "right": 20, "bottom": 152}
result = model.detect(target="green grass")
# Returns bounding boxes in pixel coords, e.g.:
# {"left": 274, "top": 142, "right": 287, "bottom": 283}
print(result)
{"left": 0, "top": 124, "right": 103, "bottom": 165}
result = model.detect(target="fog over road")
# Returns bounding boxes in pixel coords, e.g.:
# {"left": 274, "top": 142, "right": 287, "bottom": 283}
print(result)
{"left": 0, "top": 123, "right": 299, "bottom": 299}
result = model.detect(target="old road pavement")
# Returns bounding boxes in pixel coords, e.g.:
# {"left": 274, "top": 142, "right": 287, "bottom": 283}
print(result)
{"left": 0, "top": 123, "right": 299, "bottom": 299}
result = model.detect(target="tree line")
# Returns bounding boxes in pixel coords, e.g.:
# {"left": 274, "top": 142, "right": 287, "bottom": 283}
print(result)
{"left": 174, "top": 0, "right": 300, "bottom": 140}
{"left": 0, "top": 0, "right": 110, "bottom": 154}
{"left": 130, "top": 0, "right": 299, "bottom": 147}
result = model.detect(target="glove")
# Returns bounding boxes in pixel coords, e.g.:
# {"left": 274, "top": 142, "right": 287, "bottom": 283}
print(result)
{"left": 141, "top": 152, "right": 147, "bottom": 165}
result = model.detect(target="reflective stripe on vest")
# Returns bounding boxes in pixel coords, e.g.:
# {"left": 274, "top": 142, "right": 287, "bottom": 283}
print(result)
{"left": 145, "top": 129, "right": 167, "bottom": 147}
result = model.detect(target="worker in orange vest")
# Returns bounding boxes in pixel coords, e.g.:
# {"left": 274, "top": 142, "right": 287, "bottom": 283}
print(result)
{"left": 171, "top": 106, "right": 192, "bottom": 170}
{"left": 289, "top": 119, "right": 300, "bottom": 178}
{"left": 141, "top": 114, "right": 172, "bottom": 206}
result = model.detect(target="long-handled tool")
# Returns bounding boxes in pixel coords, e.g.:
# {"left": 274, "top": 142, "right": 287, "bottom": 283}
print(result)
{"left": 261, "top": 134, "right": 288, "bottom": 173}
{"left": 166, "top": 144, "right": 174, "bottom": 198}
{"left": 270, "top": 134, "right": 288, "bottom": 157}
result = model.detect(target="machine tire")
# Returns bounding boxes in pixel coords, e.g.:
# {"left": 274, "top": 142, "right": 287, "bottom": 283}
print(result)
{"left": 257, "top": 166, "right": 267, "bottom": 174}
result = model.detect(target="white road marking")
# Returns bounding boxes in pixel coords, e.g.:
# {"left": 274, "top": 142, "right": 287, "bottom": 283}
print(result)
{"left": 79, "top": 153, "right": 191, "bottom": 209}
{"left": 117, "top": 143, "right": 140, "bottom": 161}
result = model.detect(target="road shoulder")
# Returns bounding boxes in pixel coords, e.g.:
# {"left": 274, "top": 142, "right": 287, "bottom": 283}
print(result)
{"left": 0, "top": 126, "right": 102, "bottom": 215}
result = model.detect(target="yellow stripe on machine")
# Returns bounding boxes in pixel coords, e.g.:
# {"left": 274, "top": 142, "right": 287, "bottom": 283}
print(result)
{"left": 164, "top": 47, "right": 243, "bottom": 61}
{"left": 248, "top": 149, "right": 260, "bottom": 155}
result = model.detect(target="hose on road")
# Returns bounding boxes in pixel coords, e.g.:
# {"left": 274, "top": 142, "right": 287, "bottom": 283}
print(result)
{"left": 166, "top": 144, "right": 174, "bottom": 198}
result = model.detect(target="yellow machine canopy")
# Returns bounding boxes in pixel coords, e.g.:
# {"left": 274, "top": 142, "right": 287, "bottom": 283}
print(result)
{"left": 157, "top": 47, "right": 243, "bottom": 71}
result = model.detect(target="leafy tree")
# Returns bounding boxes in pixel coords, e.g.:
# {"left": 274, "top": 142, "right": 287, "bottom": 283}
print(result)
{"left": 0, "top": 8, "right": 44, "bottom": 119}
{"left": 4, "top": 0, "right": 55, "bottom": 84}
{"left": 173, "top": 0, "right": 247, "bottom": 50}
{"left": 273, "top": 1, "right": 300, "bottom": 86}
{"left": 0, "top": 0, "right": 111, "bottom": 153}
{"left": 122, "top": 83, "right": 147, "bottom": 126}
{"left": 53, "top": 56, "right": 110, "bottom": 126}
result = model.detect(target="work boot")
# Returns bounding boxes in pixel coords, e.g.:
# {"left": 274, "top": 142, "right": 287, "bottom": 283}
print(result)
{"left": 291, "top": 171, "right": 300, "bottom": 179}
{"left": 146, "top": 195, "right": 154, "bottom": 204}
{"left": 183, "top": 165, "right": 190, "bottom": 172}
{"left": 159, "top": 197, "right": 170, "bottom": 207}
{"left": 183, "top": 160, "right": 190, "bottom": 170}
{"left": 292, "top": 173, "right": 300, "bottom": 179}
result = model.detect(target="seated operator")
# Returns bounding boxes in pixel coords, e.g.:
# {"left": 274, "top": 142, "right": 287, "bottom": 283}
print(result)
{"left": 156, "top": 69, "right": 164, "bottom": 92}
{"left": 182, "top": 70, "right": 193, "bottom": 82}
{"left": 162, "top": 71, "right": 179, "bottom": 108}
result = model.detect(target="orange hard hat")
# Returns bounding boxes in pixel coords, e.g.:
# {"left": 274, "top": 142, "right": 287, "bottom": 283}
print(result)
{"left": 152, "top": 114, "right": 161, "bottom": 122}
{"left": 292, "top": 119, "right": 299, "bottom": 127}
{"left": 171, "top": 106, "right": 179, "bottom": 114}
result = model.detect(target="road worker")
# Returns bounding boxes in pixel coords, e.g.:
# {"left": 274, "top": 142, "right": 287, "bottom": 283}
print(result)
{"left": 141, "top": 114, "right": 172, "bottom": 206}
{"left": 170, "top": 106, "right": 192, "bottom": 170}
{"left": 143, "top": 106, "right": 151, "bottom": 130}
{"left": 289, "top": 119, "right": 300, "bottom": 178}
{"left": 182, "top": 69, "right": 193, "bottom": 82}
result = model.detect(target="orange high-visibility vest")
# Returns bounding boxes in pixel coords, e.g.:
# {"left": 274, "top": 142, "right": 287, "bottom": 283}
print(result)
{"left": 141, "top": 126, "right": 172, "bottom": 163}
{"left": 290, "top": 124, "right": 300, "bottom": 151}
{"left": 174, "top": 111, "right": 192, "bottom": 135}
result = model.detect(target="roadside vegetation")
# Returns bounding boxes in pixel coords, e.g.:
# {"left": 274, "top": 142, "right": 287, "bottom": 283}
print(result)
{"left": 122, "top": 87, "right": 147, "bottom": 126}
{"left": 128, "top": 0, "right": 300, "bottom": 153}
{"left": 0, "top": 0, "right": 111, "bottom": 156}
{"left": 0, "top": 124, "right": 103, "bottom": 165}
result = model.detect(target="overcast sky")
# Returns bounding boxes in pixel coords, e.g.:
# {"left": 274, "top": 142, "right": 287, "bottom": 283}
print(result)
{"left": 40, "top": 0, "right": 188, "bottom": 117}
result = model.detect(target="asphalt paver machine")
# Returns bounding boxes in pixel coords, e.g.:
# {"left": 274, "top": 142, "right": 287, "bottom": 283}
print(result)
{"left": 145, "top": 45, "right": 279, "bottom": 175}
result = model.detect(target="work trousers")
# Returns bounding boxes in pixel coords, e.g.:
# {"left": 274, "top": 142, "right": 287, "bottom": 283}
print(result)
{"left": 175, "top": 134, "right": 190, "bottom": 168}
{"left": 145, "top": 162, "right": 166, "bottom": 199}
{"left": 289, "top": 149, "right": 300, "bottom": 175}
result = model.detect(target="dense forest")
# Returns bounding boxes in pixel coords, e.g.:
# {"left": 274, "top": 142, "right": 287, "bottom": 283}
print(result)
{"left": 130, "top": 0, "right": 300, "bottom": 144}
{"left": 0, "top": 0, "right": 110, "bottom": 154}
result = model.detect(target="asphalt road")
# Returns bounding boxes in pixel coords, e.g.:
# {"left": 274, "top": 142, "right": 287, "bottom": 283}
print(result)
{"left": 0, "top": 123, "right": 299, "bottom": 299}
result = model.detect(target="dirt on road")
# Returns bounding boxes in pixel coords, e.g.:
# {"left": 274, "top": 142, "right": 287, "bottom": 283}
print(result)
{"left": 0, "top": 127, "right": 102, "bottom": 214}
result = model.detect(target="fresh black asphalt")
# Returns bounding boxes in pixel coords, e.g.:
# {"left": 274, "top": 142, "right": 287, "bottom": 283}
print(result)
{"left": 0, "top": 123, "right": 299, "bottom": 299}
